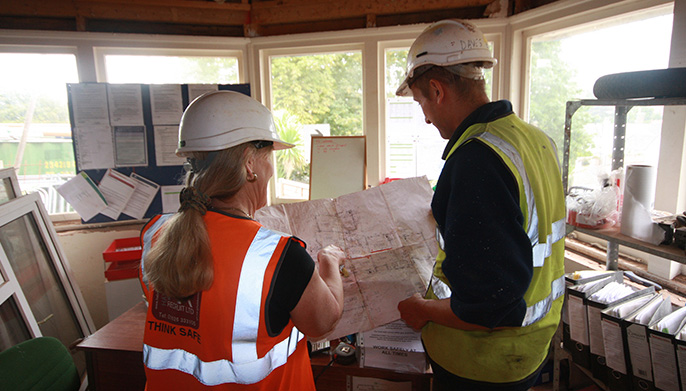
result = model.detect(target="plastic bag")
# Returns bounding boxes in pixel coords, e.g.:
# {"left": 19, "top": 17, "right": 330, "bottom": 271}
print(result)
{"left": 566, "top": 169, "right": 623, "bottom": 229}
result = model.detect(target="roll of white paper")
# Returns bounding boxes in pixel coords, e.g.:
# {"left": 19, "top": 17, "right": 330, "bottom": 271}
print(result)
{"left": 620, "top": 165, "right": 662, "bottom": 244}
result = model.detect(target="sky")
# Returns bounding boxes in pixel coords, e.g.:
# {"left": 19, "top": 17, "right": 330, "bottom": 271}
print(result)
{"left": 560, "top": 13, "right": 674, "bottom": 97}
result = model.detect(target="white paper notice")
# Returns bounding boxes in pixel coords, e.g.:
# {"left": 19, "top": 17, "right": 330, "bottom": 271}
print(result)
{"left": 154, "top": 126, "right": 186, "bottom": 166}
{"left": 73, "top": 126, "right": 115, "bottom": 170}
{"left": 161, "top": 185, "right": 184, "bottom": 213}
{"left": 69, "top": 83, "right": 110, "bottom": 127}
{"left": 568, "top": 294, "right": 589, "bottom": 345}
{"left": 350, "top": 377, "right": 412, "bottom": 391}
{"left": 98, "top": 169, "right": 137, "bottom": 220}
{"left": 122, "top": 173, "right": 160, "bottom": 219}
{"left": 150, "top": 84, "right": 183, "bottom": 125}
{"left": 113, "top": 126, "right": 148, "bottom": 167}
{"left": 361, "top": 320, "right": 426, "bottom": 373}
{"left": 601, "top": 319, "right": 627, "bottom": 374}
{"left": 56, "top": 172, "right": 108, "bottom": 222}
{"left": 107, "top": 84, "right": 144, "bottom": 126}
{"left": 188, "top": 84, "right": 218, "bottom": 103}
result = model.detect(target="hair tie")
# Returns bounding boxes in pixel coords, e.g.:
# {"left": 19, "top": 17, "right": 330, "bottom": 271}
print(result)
{"left": 178, "top": 187, "right": 211, "bottom": 215}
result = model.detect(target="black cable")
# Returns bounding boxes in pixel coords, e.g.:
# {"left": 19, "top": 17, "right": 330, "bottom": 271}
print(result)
{"left": 313, "top": 357, "right": 334, "bottom": 383}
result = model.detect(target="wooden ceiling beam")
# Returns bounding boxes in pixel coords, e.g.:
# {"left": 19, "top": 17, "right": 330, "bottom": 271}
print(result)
{"left": 1, "top": 0, "right": 249, "bottom": 26}
{"left": 250, "top": 0, "right": 493, "bottom": 24}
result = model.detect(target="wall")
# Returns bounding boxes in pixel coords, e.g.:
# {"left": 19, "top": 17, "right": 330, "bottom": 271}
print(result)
{"left": 57, "top": 223, "right": 143, "bottom": 329}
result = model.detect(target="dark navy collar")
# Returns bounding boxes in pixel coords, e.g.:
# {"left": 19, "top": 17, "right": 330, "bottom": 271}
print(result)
{"left": 442, "top": 100, "right": 514, "bottom": 160}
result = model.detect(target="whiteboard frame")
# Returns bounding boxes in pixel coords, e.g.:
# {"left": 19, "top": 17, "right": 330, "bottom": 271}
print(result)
{"left": 309, "top": 135, "right": 367, "bottom": 200}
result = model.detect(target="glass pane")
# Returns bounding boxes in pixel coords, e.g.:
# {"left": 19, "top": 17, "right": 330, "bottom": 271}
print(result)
{"left": 0, "top": 296, "right": 32, "bottom": 351}
{"left": 0, "top": 177, "right": 17, "bottom": 204}
{"left": 529, "top": 13, "right": 673, "bottom": 189}
{"left": 270, "top": 51, "right": 363, "bottom": 199}
{"left": 105, "top": 55, "right": 240, "bottom": 84}
{"left": 0, "top": 53, "right": 78, "bottom": 214}
{"left": 0, "top": 213, "right": 85, "bottom": 373}
{"left": 383, "top": 45, "right": 494, "bottom": 186}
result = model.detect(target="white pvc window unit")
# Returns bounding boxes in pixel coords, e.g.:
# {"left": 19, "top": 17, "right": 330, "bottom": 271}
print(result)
{"left": 0, "top": 192, "right": 95, "bottom": 375}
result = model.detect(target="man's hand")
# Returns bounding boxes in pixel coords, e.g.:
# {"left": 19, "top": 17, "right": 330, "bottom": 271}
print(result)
{"left": 398, "top": 293, "right": 429, "bottom": 331}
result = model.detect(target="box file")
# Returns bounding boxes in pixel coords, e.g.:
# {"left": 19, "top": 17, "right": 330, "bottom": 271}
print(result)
{"left": 600, "top": 289, "right": 659, "bottom": 390}
{"left": 648, "top": 306, "right": 686, "bottom": 391}
{"left": 565, "top": 271, "right": 624, "bottom": 369}
{"left": 587, "top": 283, "right": 654, "bottom": 384}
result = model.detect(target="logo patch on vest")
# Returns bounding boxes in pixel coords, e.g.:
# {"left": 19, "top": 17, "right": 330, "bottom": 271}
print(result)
{"left": 151, "top": 291, "right": 201, "bottom": 329}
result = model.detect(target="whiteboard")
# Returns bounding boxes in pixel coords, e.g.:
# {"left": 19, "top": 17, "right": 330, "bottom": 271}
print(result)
{"left": 309, "top": 136, "right": 367, "bottom": 200}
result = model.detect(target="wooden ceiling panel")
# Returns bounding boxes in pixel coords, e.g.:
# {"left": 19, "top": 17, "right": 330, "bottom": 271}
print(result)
{"left": 250, "top": 0, "right": 492, "bottom": 25}
{"left": 0, "top": 0, "right": 558, "bottom": 37}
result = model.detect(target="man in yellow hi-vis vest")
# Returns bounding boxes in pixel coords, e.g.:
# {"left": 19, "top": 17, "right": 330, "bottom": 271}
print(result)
{"left": 396, "top": 20, "right": 566, "bottom": 391}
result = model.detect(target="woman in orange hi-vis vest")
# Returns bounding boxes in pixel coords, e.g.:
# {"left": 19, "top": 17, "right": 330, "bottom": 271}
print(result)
{"left": 139, "top": 91, "right": 345, "bottom": 390}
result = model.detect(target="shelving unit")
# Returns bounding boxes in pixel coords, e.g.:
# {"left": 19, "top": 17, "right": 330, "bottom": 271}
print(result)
{"left": 562, "top": 97, "right": 686, "bottom": 269}
{"left": 555, "top": 97, "right": 686, "bottom": 391}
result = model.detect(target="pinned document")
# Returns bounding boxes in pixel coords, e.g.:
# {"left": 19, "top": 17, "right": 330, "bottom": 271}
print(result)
{"left": 56, "top": 172, "right": 107, "bottom": 221}
{"left": 98, "top": 169, "right": 136, "bottom": 220}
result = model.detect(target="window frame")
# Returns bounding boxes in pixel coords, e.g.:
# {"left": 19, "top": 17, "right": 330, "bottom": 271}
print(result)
{"left": 0, "top": 0, "right": 678, "bottom": 219}
{"left": 0, "top": 192, "right": 96, "bottom": 341}
{"left": 93, "top": 46, "right": 247, "bottom": 84}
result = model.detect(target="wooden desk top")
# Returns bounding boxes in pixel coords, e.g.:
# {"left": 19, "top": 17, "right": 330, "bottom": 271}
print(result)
{"left": 78, "top": 301, "right": 146, "bottom": 353}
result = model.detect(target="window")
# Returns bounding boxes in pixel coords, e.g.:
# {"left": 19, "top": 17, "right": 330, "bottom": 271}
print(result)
{"left": 528, "top": 12, "right": 673, "bottom": 189}
{"left": 269, "top": 50, "right": 363, "bottom": 200}
{"left": 103, "top": 53, "right": 240, "bottom": 84}
{"left": 0, "top": 52, "right": 79, "bottom": 214}
{"left": 383, "top": 44, "right": 494, "bottom": 185}
{"left": 0, "top": 193, "right": 95, "bottom": 375}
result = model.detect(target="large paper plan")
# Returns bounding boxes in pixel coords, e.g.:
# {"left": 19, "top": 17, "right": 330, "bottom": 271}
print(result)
{"left": 256, "top": 176, "right": 437, "bottom": 340}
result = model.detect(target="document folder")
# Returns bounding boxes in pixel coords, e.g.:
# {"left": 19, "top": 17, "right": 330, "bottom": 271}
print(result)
{"left": 648, "top": 306, "right": 686, "bottom": 391}
{"left": 565, "top": 271, "right": 623, "bottom": 369}
{"left": 587, "top": 283, "right": 654, "bottom": 384}
{"left": 600, "top": 289, "right": 658, "bottom": 390}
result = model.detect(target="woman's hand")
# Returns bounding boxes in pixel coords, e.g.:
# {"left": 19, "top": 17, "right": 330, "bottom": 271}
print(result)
{"left": 290, "top": 244, "right": 345, "bottom": 339}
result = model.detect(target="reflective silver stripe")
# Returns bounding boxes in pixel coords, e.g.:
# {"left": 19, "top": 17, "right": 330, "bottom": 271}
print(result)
{"left": 475, "top": 133, "right": 566, "bottom": 268}
{"left": 476, "top": 132, "right": 537, "bottom": 247}
{"left": 143, "top": 326, "right": 304, "bottom": 385}
{"left": 141, "top": 214, "right": 174, "bottom": 285}
{"left": 436, "top": 226, "right": 445, "bottom": 251}
{"left": 430, "top": 274, "right": 452, "bottom": 300}
{"left": 233, "top": 227, "right": 282, "bottom": 363}
{"left": 521, "top": 275, "right": 565, "bottom": 327}
{"left": 531, "top": 218, "right": 566, "bottom": 267}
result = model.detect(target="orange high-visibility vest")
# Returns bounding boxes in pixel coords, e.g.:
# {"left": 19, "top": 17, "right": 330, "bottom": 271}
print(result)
{"left": 140, "top": 212, "right": 316, "bottom": 390}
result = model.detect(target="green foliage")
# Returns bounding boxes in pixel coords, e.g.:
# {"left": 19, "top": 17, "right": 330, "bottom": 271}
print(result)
{"left": 273, "top": 110, "right": 307, "bottom": 181}
{"left": 271, "top": 52, "right": 362, "bottom": 136}
{"left": 529, "top": 40, "right": 594, "bottom": 175}
{"left": 385, "top": 49, "right": 407, "bottom": 98}
{"left": 0, "top": 90, "right": 69, "bottom": 123}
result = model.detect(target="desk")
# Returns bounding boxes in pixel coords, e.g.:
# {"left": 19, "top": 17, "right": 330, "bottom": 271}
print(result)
{"left": 77, "top": 302, "right": 432, "bottom": 390}
{"left": 77, "top": 302, "right": 146, "bottom": 391}
{"left": 311, "top": 353, "right": 431, "bottom": 391}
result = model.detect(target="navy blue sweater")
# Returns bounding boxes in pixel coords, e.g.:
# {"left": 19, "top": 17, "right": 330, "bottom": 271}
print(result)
{"left": 432, "top": 100, "right": 533, "bottom": 329}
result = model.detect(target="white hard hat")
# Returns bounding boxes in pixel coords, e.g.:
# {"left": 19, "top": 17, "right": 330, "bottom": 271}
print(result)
{"left": 176, "top": 90, "right": 294, "bottom": 157}
{"left": 396, "top": 19, "right": 497, "bottom": 97}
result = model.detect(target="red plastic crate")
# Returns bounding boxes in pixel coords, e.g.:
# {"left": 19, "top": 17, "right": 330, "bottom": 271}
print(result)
{"left": 103, "top": 237, "right": 142, "bottom": 263}
{"left": 105, "top": 260, "right": 140, "bottom": 281}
